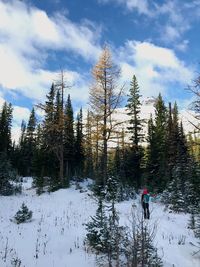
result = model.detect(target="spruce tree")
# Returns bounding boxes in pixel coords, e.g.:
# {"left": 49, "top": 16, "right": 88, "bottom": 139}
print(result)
{"left": 0, "top": 153, "right": 18, "bottom": 195}
{"left": 42, "top": 84, "right": 59, "bottom": 187}
{"left": 23, "top": 108, "right": 37, "bottom": 175}
{"left": 147, "top": 94, "right": 167, "bottom": 191}
{"left": 86, "top": 198, "right": 108, "bottom": 252}
{"left": 64, "top": 94, "right": 74, "bottom": 183}
{"left": 74, "top": 108, "right": 84, "bottom": 178}
{"left": 14, "top": 202, "right": 32, "bottom": 224}
{"left": 145, "top": 115, "right": 157, "bottom": 190}
{"left": 0, "top": 102, "right": 13, "bottom": 155}
{"left": 126, "top": 75, "right": 144, "bottom": 189}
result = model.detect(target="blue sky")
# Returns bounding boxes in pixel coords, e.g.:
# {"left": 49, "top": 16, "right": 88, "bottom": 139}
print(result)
{"left": 0, "top": 0, "right": 200, "bottom": 139}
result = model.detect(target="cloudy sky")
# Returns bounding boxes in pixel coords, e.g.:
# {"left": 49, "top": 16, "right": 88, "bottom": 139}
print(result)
{"left": 0, "top": 0, "right": 200, "bottom": 140}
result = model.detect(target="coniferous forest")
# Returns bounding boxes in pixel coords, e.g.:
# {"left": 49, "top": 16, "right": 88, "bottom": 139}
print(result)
{"left": 0, "top": 46, "right": 200, "bottom": 266}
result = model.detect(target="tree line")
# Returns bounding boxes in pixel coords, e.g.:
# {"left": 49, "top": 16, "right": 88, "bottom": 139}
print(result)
{"left": 0, "top": 46, "right": 199, "bottom": 199}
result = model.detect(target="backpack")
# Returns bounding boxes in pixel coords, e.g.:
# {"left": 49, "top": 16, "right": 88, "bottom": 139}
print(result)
{"left": 143, "top": 194, "right": 150, "bottom": 203}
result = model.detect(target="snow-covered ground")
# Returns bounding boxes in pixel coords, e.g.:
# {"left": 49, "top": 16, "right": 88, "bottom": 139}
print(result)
{"left": 0, "top": 178, "right": 200, "bottom": 267}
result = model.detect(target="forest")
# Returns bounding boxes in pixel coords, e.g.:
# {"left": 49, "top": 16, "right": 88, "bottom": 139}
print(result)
{"left": 0, "top": 46, "right": 200, "bottom": 266}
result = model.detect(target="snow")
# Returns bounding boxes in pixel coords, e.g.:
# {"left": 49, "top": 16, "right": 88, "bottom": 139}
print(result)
{"left": 0, "top": 178, "right": 200, "bottom": 267}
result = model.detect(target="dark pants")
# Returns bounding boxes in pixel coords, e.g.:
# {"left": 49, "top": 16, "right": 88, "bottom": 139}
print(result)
{"left": 142, "top": 202, "right": 150, "bottom": 219}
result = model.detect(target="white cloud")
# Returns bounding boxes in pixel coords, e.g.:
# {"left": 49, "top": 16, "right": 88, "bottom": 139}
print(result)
{"left": 0, "top": 0, "right": 101, "bottom": 102}
{"left": 99, "top": 0, "right": 151, "bottom": 15}
{"left": 11, "top": 105, "right": 31, "bottom": 142}
{"left": 99, "top": 0, "right": 199, "bottom": 48}
{"left": 175, "top": 40, "right": 189, "bottom": 52}
{"left": 12, "top": 105, "right": 30, "bottom": 125}
{"left": 116, "top": 41, "right": 194, "bottom": 97}
{"left": 0, "top": 94, "right": 5, "bottom": 107}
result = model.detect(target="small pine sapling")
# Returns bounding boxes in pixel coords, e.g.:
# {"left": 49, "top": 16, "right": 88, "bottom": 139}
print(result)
{"left": 14, "top": 202, "right": 33, "bottom": 224}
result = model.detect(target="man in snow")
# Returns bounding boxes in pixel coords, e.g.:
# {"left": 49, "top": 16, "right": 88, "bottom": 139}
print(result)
{"left": 141, "top": 188, "right": 150, "bottom": 219}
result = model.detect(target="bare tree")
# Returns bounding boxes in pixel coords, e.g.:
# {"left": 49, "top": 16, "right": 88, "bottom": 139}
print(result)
{"left": 188, "top": 72, "right": 200, "bottom": 132}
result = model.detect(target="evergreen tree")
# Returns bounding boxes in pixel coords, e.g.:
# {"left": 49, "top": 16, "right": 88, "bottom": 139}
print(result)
{"left": 64, "top": 94, "right": 74, "bottom": 183}
{"left": 86, "top": 198, "right": 108, "bottom": 252}
{"left": 145, "top": 115, "right": 157, "bottom": 190}
{"left": 154, "top": 94, "right": 167, "bottom": 190}
{"left": 0, "top": 153, "right": 18, "bottom": 195}
{"left": 42, "top": 84, "right": 59, "bottom": 186}
{"left": 126, "top": 75, "right": 144, "bottom": 189}
{"left": 14, "top": 202, "right": 32, "bottom": 224}
{"left": 126, "top": 75, "right": 144, "bottom": 146}
{"left": 74, "top": 108, "right": 84, "bottom": 178}
{"left": 0, "top": 102, "right": 13, "bottom": 155}
{"left": 146, "top": 94, "right": 167, "bottom": 192}
{"left": 23, "top": 108, "right": 37, "bottom": 175}
{"left": 32, "top": 124, "right": 46, "bottom": 194}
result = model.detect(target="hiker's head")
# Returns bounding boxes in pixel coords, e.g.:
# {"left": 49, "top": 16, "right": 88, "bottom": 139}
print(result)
{"left": 143, "top": 188, "right": 148, "bottom": 194}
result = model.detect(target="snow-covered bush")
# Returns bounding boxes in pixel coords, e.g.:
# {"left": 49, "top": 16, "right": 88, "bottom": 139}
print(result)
{"left": 14, "top": 203, "right": 33, "bottom": 224}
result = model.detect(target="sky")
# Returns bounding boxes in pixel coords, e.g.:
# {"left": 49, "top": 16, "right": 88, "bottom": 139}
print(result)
{"left": 0, "top": 0, "right": 200, "bottom": 140}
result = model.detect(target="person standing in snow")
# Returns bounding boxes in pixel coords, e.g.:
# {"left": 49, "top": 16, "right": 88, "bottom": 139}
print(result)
{"left": 141, "top": 189, "right": 150, "bottom": 219}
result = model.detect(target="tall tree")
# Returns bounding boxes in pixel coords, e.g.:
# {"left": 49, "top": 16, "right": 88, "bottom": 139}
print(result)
{"left": 40, "top": 83, "right": 59, "bottom": 183}
{"left": 145, "top": 115, "right": 157, "bottom": 188}
{"left": 126, "top": 75, "right": 144, "bottom": 188}
{"left": 145, "top": 94, "right": 167, "bottom": 191}
{"left": 74, "top": 108, "right": 84, "bottom": 178}
{"left": 165, "top": 102, "right": 180, "bottom": 183}
{"left": 153, "top": 93, "right": 167, "bottom": 190}
{"left": 0, "top": 102, "right": 13, "bottom": 155}
{"left": 89, "top": 46, "right": 123, "bottom": 186}
{"left": 24, "top": 107, "right": 37, "bottom": 175}
{"left": 126, "top": 75, "right": 144, "bottom": 146}
{"left": 64, "top": 94, "right": 74, "bottom": 182}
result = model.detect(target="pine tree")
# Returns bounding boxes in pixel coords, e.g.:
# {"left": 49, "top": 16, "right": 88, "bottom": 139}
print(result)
{"left": 168, "top": 170, "right": 185, "bottom": 213}
{"left": 64, "top": 94, "right": 74, "bottom": 184}
{"left": 14, "top": 202, "right": 32, "bottom": 224}
{"left": 126, "top": 75, "right": 144, "bottom": 189}
{"left": 86, "top": 198, "right": 108, "bottom": 252}
{"left": 145, "top": 115, "right": 157, "bottom": 190}
{"left": 0, "top": 153, "right": 18, "bottom": 195}
{"left": 23, "top": 108, "right": 37, "bottom": 175}
{"left": 41, "top": 84, "right": 59, "bottom": 187}
{"left": 74, "top": 108, "right": 84, "bottom": 178}
{"left": 0, "top": 102, "right": 13, "bottom": 155}
{"left": 146, "top": 94, "right": 167, "bottom": 192}
{"left": 126, "top": 75, "right": 144, "bottom": 146}
{"left": 43, "top": 83, "right": 56, "bottom": 148}
{"left": 32, "top": 124, "right": 45, "bottom": 194}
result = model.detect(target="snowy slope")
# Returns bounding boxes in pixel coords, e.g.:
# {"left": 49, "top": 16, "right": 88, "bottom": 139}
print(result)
{"left": 0, "top": 178, "right": 200, "bottom": 267}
